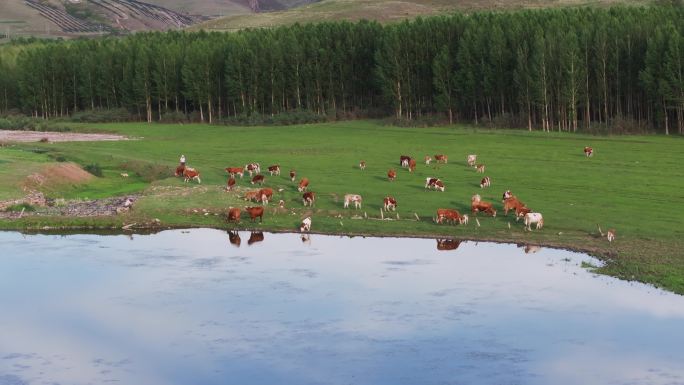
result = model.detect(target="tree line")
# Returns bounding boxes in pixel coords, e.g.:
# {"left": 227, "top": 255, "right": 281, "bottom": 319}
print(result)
{"left": 0, "top": 6, "right": 682, "bottom": 134}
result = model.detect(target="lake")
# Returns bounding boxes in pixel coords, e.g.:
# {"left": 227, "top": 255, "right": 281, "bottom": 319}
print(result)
{"left": 0, "top": 229, "right": 683, "bottom": 385}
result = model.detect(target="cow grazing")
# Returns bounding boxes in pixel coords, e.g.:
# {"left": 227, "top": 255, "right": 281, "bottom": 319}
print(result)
{"left": 227, "top": 207, "right": 241, "bottom": 222}
{"left": 408, "top": 158, "right": 417, "bottom": 172}
{"left": 383, "top": 196, "right": 397, "bottom": 211}
{"left": 436, "top": 208, "right": 463, "bottom": 225}
{"left": 607, "top": 229, "right": 616, "bottom": 242}
{"left": 290, "top": 170, "right": 296, "bottom": 182}
{"left": 228, "top": 231, "right": 241, "bottom": 247}
{"left": 244, "top": 190, "right": 260, "bottom": 202}
{"left": 245, "top": 207, "right": 264, "bottom": 222}
{"left": 248, "top": 231, "right": 264, "bottom": 245}
{"left": 436, "top": 239, "right": 461, "bottom": 251}
{"left": 388, "top": 169, "right": 396, "bottom": 181}
{"left": 425, "top": 177, "right": 445, "bottom": 192}
{"left": 467, "top": 154, "right": 477, "bottom": 167}
{"left": 476, "top": 164, "right": 485, "bottom": 173}
{"left": 359, "top": 161, "right": 366, "bottom": 170}
{"left": 258, "top": 188, "right": 274, "bottom": 204}
{"left": 268, "top": 165, "right": 281, "bottom": 176}
{"left": 298, "top": 178, "right": 309, "bottom": 192}
{"left": 584, "top": 146, "right": 594, "bottom": 157}
{"left": 343, "top": 194, "right": 363, "bottom": 209}
{"left": 251, "top": 174, "right": 265, "bottom": 185}
{"left": 480, "top": 176, "right": 491, "bottom": 188}
{"left": 120, "top": 173, "right": 129, "bottom": 178}
{"left": 471, "top": 195, "right": 496, "bottom": 217}
{"left": 300, "top": 217, "right": 312, "bottom": 232}
{"left": 515, "top": 206, "right": 531, "bottom": 221}
{"left": 503, "top": 196, "right": 526, "bottom": 216}
{"left": 400, "top": 155, "right": 412, "bottom": 168}
{"left": 225, "top": 167, "right": 244, "bottom": 178}
{"left": 226, "top": 177, "right": 236, "bottom": 191}
{"left": 523, "top": 213, "right": 544, "bottom": 231}
{"left": 244, "top": 163, "right": 261, "bottom": 176}
{"left": 175, "top": 165, "right": 186, "bottom": 177}
{"left": 424, "top": 155, "right": 432, "bottom": 165}
{"left": 434, "top": 154, "right": 448, "bottom": 164}
{"left": 302, "top": 192, "right": 316, "bottom": 206}
{"left": 183, "top": 168, "right": 201, "bottom": 184}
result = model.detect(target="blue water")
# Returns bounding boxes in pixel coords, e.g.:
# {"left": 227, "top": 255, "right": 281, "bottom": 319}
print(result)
{"left": 0, "top": 229, "right": 682, "bottom": 385}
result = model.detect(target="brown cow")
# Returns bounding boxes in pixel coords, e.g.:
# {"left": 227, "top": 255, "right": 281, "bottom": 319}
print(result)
{"left": 434, "top": 154, "right": 448, "bottom": 164}
{"left": 408, "top": 158, "right": 417, "bottom": 172}
{"left": 302, "top": 191, "right": 316, "bottom": 206}
{"left": 436, "top": 208, "right": 463, "bottom": 224}
{"left": 258, "top": 188, "right": 274, "bottom": 204}
{"left": 437, "top": 239, "right": 461, "bottom": 251}
{"left": 244, "top": 190, "right": 260, "bottom": 202}
{"left": 248, "top": 231, "right": 264, "bottom": 245}
{"left": 227, "top": 207, "right": 241, "bottom": 222}
{"left": 359, "top": 161, "right": 366, "bottom": 170}
{"left": 268, "top": 165, "right": 280, "bottom": 176}
{"left": 515, "top": 206, "right": 532, "bottom": 221}
{"left": 584, "top": 146, "right": 594, "bottom": 157}
{"left": 388, "top": 169, "right": 396, "bottom": 181}
{"left": 175, "top": 164, "right": 186, "bottom": 177}
{"left": 298, "top": 178, "right": 309, "bottom": 192}
{"left": 290, "top": 170, "right": 296, "bottom": 182}
{"left": 245, "top": 206, "right": 264, "bottom": 222}
{"left": 383, "top": 196, "right": 397, "bottom": 211}
{"left": 183, "top": 168, "right": 201, "bottom": 184}
{"left": 503, "top": 196, "right": 526, "bottom": 216}
{"left": 251, "top": 174, "right": 265, "bottom": 185}
{"left": 225, "top": 167, "right": 244, "bottom": 178}
{"left": 228, "top": 231, "right": 241, "bottom": 247}
{"left": 471, "top": 201, "right": 497, "bottom": 217}
{"left": 226, "top": 177, "right": 236, "bottom": 191}
{"left": 400, "top": 155, "right": 412, "bottom": 168}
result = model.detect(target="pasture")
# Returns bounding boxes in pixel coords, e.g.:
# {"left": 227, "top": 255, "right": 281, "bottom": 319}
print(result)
{"left": 1, "top": 121, "right": 683, "bottom": 293}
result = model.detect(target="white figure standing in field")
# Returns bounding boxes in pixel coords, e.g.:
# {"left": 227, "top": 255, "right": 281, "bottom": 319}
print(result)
{"left": 180, "top": 154, "right": 186, "bottom": 167}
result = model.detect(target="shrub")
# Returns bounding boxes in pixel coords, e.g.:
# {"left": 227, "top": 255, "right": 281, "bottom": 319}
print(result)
{"left": 4, "top": 203, "right": 35, "bottom": 212}
{"left": 160, "top": 111, "right": 188, "bottom": 123}
{"left": 84, "top": 163, "right": 103, "bottom": 177}
{"left": 71, "top": 108, "right": 134, "bottom": 123}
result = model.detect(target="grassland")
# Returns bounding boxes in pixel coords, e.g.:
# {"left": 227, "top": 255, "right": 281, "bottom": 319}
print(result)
{"left": 1, "top": 121, "right": 683, "bottom": 293}
{"left": 194, "top": 0, "right": 651, "bottom": 31}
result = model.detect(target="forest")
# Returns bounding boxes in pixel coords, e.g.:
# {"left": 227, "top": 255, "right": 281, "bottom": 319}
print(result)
{"left": 0, "top": 6, "right": 682, "bottom": 134}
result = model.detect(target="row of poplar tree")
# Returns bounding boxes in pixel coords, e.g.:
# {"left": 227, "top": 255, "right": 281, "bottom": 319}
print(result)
{"left": 0, "top": 6, "right": 682, "bottom": 134}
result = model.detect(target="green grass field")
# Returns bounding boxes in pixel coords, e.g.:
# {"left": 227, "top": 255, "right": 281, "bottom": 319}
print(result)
{"left": 1, "top": 121, "right": 683, "bottom": 293}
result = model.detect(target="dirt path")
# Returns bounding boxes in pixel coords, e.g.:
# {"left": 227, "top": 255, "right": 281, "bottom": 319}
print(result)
{"left": 0, "top": 130, "right": 128, "bottom": 142}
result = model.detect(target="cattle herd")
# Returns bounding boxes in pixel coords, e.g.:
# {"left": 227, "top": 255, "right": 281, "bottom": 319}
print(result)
{"left": 173, "top": 146, "right": 613, "bottom": 241}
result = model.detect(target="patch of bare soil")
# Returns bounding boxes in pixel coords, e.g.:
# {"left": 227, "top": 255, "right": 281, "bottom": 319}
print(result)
{"left": 0, "top": 130, "right": 128, "bottom": 143}
{"left": 23, "top": 163, "right": 94, "bottom": 190}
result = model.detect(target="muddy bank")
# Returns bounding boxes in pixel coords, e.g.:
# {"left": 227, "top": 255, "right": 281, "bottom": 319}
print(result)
{"left": 0, "top": 194, "right": 138, "bottom": 219}
{"left": 0, "top": 130, "right": 128, "bottom": 142}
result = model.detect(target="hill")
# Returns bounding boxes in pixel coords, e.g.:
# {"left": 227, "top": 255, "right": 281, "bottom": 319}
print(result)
{"left": 194, "top": 0, "right": 652, "bottom": 31}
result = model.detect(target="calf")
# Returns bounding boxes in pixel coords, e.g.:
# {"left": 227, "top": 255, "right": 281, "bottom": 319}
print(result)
{"left": 424, "top": 155, "right": 432, "bottom": 165}
{"left": 245, "top": 206, "right": 264, "bottom": 222}
{"left": 467, "top": 154, "right": 477, "bottom": 167}
{"left": 227, "top": 207, "right": 241, "bottom": 222}
{"left": 244, "top": 190, "right": 260, "bottom": 202}
{"left": 268, "top": 165, "right": 280, "bottom": 176}
{"left": 244, "top": 163, "right": 261, "bottom": 177}
{"left": 408, "top": 158, "right": 417, "bottom": 172}
{"left": 480, "top": 176, "right": 491, "bottom": 188}
{"left": 388, "top": 169, "right": 396, "bottom": 181}
{"left": 302, "top": 191, "right": 315, "bottom": 206}
{"left": 183, "top": 168, "right": 201, "bottom": 184}
{"left": 436, "top": 208, "right": 463, "bottom": 224}
{"left": 298, "top": 178, "right": 309, "bottom": 192}
{"left": 359, "top": 161, "right": 366, "bottom": 170}
{"left": 343, "top": 194, "right": 363, "bottom": 209}
{"left": 434, "top": 154, "right": 448, "bottom": 164}
{"left": 400, "top": 155, "right": 411, "bottom": 168}
{"left": 607, "top": 229, "right": 616, "bottom": 242}
{"left": 248, "top": 231, "right": 264, "bottom": 245}
{"left": 476, "top": 164, "right": 485, "bottom": 173}
{"left": 300, "top": 217, "right": 312, "bottom": 232}
{"left": 425, "top": 177, "right": 445, "bottom": 192}
{"left": 290, "top": 170, "right": 296, "bottom": 182}
{"left": 225, "top": 167, "right": 244, "bottom": 178}
{"left": 584, "top": 146, "right": 593, "bottom": 157}
{"left": 383, "top": 196, "right": 397, "bottom": 211}
{"left": 523, "top": 212, "right": 544, "bottom": 231}
{"left": 226, "top": 177, "right": 236, "bottom": 191}
{"left": 258, "top": 188, "right": 273, "bottom": 204}
{"left": 251, "top": 174, "right": 265, "bottom": 185}
{"left": 436, "top": 239, "right": 461, "bottom": 251}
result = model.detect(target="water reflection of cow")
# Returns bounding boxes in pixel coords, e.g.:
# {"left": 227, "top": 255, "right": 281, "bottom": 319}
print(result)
{"left": 248, "top": 232, "right": 265, "bottom": 245}
{"left": 436, "top": 239, "right": 461, "bottom": 251}
{"left": 228, "top": 231, "right": 241, "bottom": 247}
{"left": 517, "top": 243, "right": 542, "bottom": 254}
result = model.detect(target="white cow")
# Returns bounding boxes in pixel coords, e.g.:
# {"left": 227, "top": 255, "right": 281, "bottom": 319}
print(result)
{"left": 343, "top": 194, "right": 363, "bottom": 209}
{"left": 524, "top": 213, "right": 544, "bottom": 231}
{"left": 467, "top": 154, "right": 477, "bottom": 167}
{"left": 300, "top": 217, "right": 312, "bottom": 232}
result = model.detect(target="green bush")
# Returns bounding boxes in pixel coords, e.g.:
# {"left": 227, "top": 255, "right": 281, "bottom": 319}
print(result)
{"left": 71, "top": 108, "right": 134, "bottom": 123}
{"left": 4, "top": 203, "right": 35, "bottom": 212}
{"left": 219, "top": 110, "right": 329, "bottom": 126}
{"left": 84, "top": 163, "right": 103, "bottom": 177}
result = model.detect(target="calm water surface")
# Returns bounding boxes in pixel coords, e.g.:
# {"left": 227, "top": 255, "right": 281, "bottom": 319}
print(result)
{"left": 0, "top": 229, "right": 683, "bottom": 385}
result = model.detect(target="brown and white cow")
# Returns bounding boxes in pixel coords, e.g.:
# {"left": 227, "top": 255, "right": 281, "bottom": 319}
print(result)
{"left": 248, "top": 231, "right": 264, "bottom": 245}
{"left": 245, "top": 207, "right": 264, "bottom": 222}
{"left": 607, "top": 229, "right": 616, "bottom": 242}
{"left": 408, "top": 158, "right": 417, "bottom": 172}
{"left": 502, "top": 190, "right": 513, "bottom": 201}
{"left": 383, "top": 196, "right": 397, "bottom": 211}
{"left": 388, "top": 169, "right": 396, "bottom": 181}
{"left": 175, "top": 164, "right": 186, "bottom": 177}
{"left": 584, "top": 146, "right": 594, "bottom": 157}
{"left": 434, "top": 154, "right": 448, "bottom": 164}
{"left": 400, "top": 155, "right": 412, "bottom": 168}
{"left": 268, "top": 165, "right": 281, "bottom": 176}
{"left": 227, "top": 207, "right": 241, "bottom": 222}
{"left": 300, "top": 217, "right": 312, "bottom": 232}
{"left": 436, "top": 239, "right": 461, "bottom": 251}
{"left": 302, "top": 191, "right": 316, "bottom": 206}
{"left": 436, "top": 208, "right": 463, "bottom": 224}
{"left": 476, "top": 164, "right": 485, "bottom": 173}
{"left": 524, "top": 212, "right": 544, "bottom": 231}
{"left": 359, "top": 161, "right": 366, "bottom": 170}
{"left": 244, "top": 190, "right": 260, "bottom": 202}
{"left": 343, "top": 194, "right": 362, "bottom": 209}
{"left": 228, "top": 231, "right": 241, "bottom": 247}
{"left": 467, "top": 154, "right": 477, "bottom": 167}
{"left": 251, "top": 174, "right": 265, "bottom": 185}
{"left": 244, "top": 163, "right": 261, "bottom": 177}
{"left": 225, "top": 167, "right": 244, "bottom": 178}
{"left": 183, "top": 168, "right": 201, "bottom": 184}
{"left": 515, "top": 206, "right": 532, "bottom": 221}
{"left": 503, "top": 196, "right": 525, "bottom": 216}
{"left": 226, "top": 177, "right": 236, "bottom": 191}
{"left": 480, "top": 176, "right": 491, "bottom": 188}
{"left": 258, "top": 188, "right": 273, "bottom": 204}
{"left": 425, "top": 177, "right": 445, "bottom": 192}
{"left": 424, "top": 155, "right": 432, "bottom": 165}
{"left": 298, "top": 178, "right": 309, "bottom": 192}
{"left": 290, "top": 170, "right": 296, "bottom": 182}
{"left": 471, "top": 195, "right": 496, "bottom": 216}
